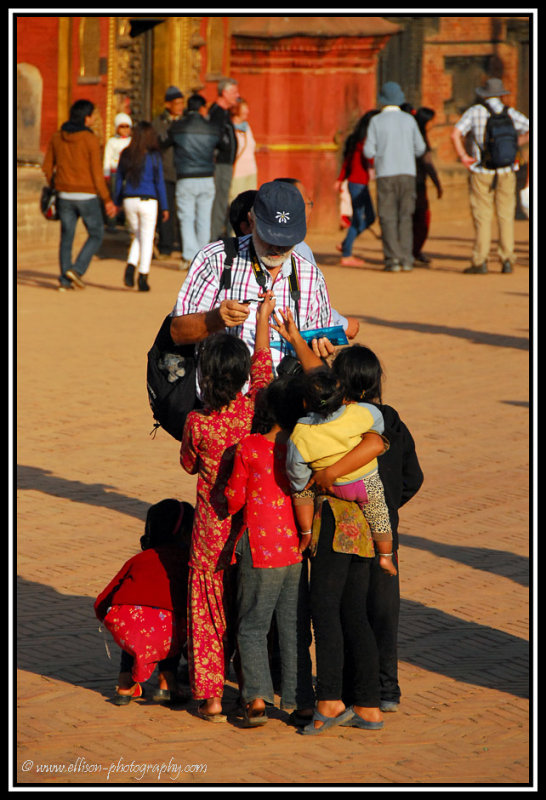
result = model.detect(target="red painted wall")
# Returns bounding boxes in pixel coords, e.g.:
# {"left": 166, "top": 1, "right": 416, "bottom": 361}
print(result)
{"left": 229, "top": 34, "right": 384, "bottom": 231}
{"left": 17, "top": 16, "right": 111, "bottom": 150}
{"left": 16, "top": 16, "right": 60, "bottom": 151}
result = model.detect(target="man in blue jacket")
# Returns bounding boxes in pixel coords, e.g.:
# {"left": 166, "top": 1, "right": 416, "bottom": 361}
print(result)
{"left": 165, "top": 95, "right": 222, "bottom": 269}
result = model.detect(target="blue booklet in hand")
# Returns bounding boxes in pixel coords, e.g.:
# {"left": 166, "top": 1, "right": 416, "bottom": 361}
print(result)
{"left": 283, "top": 325, "right": 348, "bottom": 355}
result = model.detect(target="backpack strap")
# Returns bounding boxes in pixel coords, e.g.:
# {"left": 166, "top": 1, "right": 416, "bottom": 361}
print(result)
{"left": 248, "top": 239, "right": 301, "bottom": 328}
{"left": 215, "top": 237, "right": 301, "bottom": 328}
{"left": 248, "top": 239, "right": 268, "bottom": 291}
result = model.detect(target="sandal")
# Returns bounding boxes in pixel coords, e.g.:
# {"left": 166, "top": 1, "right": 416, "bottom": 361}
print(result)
{"left": 243, "top": 703, "right": 268, "bottom": 728}
{"left": 152, "top": 687, "right": 190, "bottom": 706}
{"left": 339, "top": 706, "right": 384, "bottom": 729}
{"left": 112, "top": 682, "right": 143, "bottom": 706}
{"left": 298, "top": 706, "right": 354, "bottom": 736}
{"left": 197, "top": 701, "right": 227, "bottom": 723}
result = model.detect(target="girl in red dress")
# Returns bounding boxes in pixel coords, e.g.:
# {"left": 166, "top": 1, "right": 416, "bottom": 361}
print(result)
{"left": 180, "top": 292, "right": 275, "bottom": 721}
{"left": 94, "top": 498, "right": 194, "bottom": 705}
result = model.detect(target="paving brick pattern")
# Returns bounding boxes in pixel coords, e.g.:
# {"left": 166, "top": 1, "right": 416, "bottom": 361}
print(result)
{"left": 14, "top": 217, "right": 533, "bottom": 787}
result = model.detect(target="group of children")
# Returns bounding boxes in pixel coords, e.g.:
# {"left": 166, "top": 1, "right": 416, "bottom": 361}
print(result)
{"left": 95, "top": 291, "right": 411, "bottom": 730}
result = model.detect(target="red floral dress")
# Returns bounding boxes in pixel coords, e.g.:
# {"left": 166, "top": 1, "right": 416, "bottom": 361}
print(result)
{"left": 180, "top": 348, "right": 273, "bottom": 699}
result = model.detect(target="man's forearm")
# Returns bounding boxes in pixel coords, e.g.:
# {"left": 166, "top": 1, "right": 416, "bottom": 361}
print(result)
{"left": 170, "top": 309, "right": 224, "bottom": 345}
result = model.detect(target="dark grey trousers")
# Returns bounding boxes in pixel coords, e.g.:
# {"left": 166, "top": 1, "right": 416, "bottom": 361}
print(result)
{"left": 376, "top": 174, "right": 417, "bottom": 268}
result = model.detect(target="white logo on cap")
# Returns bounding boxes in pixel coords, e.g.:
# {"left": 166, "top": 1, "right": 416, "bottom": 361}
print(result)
{"left": 275, "top": 211, "right": 290, "bottom": 224}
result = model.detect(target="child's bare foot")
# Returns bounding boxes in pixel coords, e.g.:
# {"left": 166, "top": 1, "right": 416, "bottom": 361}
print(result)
{"left": 352, "top": 705, "right": 383, "bottom": 723}
{"left": 200, "top": 697, "right": 222, "bottom": 715}
{"left": 116, "top": 682, "right": 140, "bottom": 696}
{"left": 155, "top": 671, "right": 189, "bottom": 704}
{"left": 117, "top": 671, "right": 134, "bottom": 691}
{"left": 247, "top": 698, "right": 266, "bottom": 716}
{"left": 379, "top": 554, "right": 397, "bottom": 576}
{"left": 157, "top": 670, "right": 176, "bottom": 692}
{"left": 197, "top": 697, "right": 227, "bottom": 722}
{"left": 313, "top": 700, "right": 346, "bottom": 730}
{"left": 243, "top": 698, "right": 268, "bottom": 726}
{"left": 113, "top": 680, "right": 143, "bottom": 705}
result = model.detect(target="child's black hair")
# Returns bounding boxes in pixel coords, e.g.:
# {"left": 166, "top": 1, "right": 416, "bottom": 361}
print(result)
{"left": 301, "top": 367, "right": 344, "bottom": 418}
{"left": 197, "top": 332, "right": 252, "bottom": 411}
{"left": 229, "top": 190, "right": 257, "bottom": 236}
{"left": 331, "top": 344, "right": 383, "bottom": 403}
{"left": 251, "top": 374, "right": 306, "bottom": 434}
{"left": 140, "top": 499, "right": 194, "bottom": 550}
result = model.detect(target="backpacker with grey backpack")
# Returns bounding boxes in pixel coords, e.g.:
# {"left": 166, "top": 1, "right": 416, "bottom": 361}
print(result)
{"left": 146, "top": 237, "right": 239, "bottom": 440}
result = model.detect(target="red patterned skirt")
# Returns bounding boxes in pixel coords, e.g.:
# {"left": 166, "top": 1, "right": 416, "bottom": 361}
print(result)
{"left": 104, "top": 604, "right": 187, "bottom": 682}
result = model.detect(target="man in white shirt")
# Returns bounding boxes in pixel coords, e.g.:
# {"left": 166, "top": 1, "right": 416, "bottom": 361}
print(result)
{"left": 451, "top": 77, "right": 529, "bottom": 274}
{"left": 170, "top": 181, "right": 333, "bottom": 376}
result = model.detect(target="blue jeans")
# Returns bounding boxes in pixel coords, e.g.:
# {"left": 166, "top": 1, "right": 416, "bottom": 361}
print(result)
{"left": 342, "top": 182, "right": 375, "bottom": 256}
{"left": 236, "top": 532, "right": 315, "bottom": 709}
{"left": 175, "top": 177, "right": 215, "bottom": 262}
{"left": 57, "top": 196, "right": 105, "bottom": 287}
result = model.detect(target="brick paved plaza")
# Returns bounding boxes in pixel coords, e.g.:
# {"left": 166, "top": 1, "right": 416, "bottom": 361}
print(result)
{"left": 14, "top": 213, "right": 533, "bottom": 788}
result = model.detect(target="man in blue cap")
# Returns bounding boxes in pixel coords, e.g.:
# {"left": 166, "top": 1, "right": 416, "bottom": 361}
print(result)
{"left": 364, "top": 82, "right": 426, "bottom": 272}
{"left": 169, "top": 180, "right": 333, "bottom": 376}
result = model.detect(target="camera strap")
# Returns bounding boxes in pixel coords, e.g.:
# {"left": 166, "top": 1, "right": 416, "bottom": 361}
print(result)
{"left": 249, "top": 240, "right": 301, "bottom": 329}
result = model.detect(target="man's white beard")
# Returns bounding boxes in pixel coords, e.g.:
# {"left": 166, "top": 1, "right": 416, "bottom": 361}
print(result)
{"left": 252, "top": 233, "right": 292, "bottom": 269}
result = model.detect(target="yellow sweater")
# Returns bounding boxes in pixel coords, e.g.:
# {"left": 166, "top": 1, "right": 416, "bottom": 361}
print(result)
{"left": 287, "top": 403, "right": 384, "bottom": 492}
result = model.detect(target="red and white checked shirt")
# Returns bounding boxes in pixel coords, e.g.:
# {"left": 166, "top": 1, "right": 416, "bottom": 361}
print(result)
{"left": 171, "top": 234, "right": 333, "bottom": 374}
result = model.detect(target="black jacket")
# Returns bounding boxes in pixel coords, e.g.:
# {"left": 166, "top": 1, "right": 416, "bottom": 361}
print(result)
{"left": 166, "top": 112, "right": 221, "bottom": 179}
{"left": 374, "top": 403, "right": 424, "bottom": 550}
{"left": 208, "top": 103, "right": 237, "bottom": 165}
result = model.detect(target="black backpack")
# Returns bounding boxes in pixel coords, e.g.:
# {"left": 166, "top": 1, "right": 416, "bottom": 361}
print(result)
{"left": 479, "top": 102, "right": 518, "bottom": 170}
{"left": 146, "top": 237, "right": 239, "bottom": 440}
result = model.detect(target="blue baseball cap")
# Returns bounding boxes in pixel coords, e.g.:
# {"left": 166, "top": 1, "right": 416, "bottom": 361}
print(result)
{"left": 253, "top": 181, "right": 307, "bottom": 247}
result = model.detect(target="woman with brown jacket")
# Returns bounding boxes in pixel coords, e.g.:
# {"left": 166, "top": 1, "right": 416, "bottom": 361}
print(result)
{"left": 42, "top": 99, "right": 117, "bottom": 291}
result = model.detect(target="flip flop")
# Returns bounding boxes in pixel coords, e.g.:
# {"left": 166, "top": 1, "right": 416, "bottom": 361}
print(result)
{"left": 152, "top": 687, "right": 190, "bottom": 706}
{"left": 339, "top": 706, "right": 384, "bottom": 729}
{"left": 243, "top": 704, "right": 268, "bottom": 728}
{"left": 112, "top": 682, "right": 143, "bottom": 706}
{"left": 197, "top": 702, "right": 227, "bottom": 723}
{"left": 298, "top": 706, "right": 354, "bottom": 735}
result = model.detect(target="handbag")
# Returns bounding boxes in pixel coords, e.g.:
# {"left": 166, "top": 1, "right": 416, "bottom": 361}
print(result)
{"left": 40, "top": 183, "right": 59, "bottom": 221}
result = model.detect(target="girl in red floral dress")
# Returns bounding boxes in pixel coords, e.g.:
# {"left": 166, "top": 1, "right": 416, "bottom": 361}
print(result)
{"left": 94, "top": 498, "right": 194, "bottom": 705}
{"left": 180, "top": 292, "right": 275, "bottom": 721}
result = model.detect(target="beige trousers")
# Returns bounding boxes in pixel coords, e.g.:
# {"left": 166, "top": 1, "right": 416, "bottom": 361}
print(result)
{"left": 469, "top": 171, "right": 517, "bottom": 267}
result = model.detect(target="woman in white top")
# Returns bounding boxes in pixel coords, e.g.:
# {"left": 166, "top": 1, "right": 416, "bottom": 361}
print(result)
{"left": 229, "top": 99, "right": 258, "bottom": 204}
